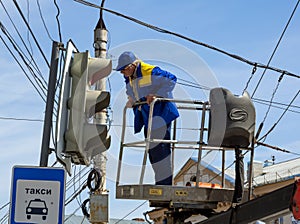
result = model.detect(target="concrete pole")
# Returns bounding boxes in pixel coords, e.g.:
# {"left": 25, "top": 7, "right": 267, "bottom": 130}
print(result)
{"left": 90, "top": 15, "right": 109, "bottom": 224}
{"left": 94, "top": 19, "right": 108, "bottom": 191}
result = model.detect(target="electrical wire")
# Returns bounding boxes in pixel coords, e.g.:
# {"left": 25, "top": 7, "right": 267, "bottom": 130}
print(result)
{"left": 0, "top": 116, "right": 44, "bottom": 122}
{"left": 253, "top": 99, "right": 300, "bottom": 114}
{"left": 66, "top": 167, "right": 90, "bottom": 191}
{"left": 261, "top": 73, "right": 285, "bottom": 124}
{"left": 114, "top": 200, "right": 148, "bottom": 224}
{"left": 12, "top": 0, "right": 50, "bottom": 68}
{"left": 74, "top": 166, "right": 83, "bottom": 206}
{"left": 177, "top": 81, "right": 211, "bottom": 91}
{"left": 258, "top": 90, "right": 300, "bottom": 142}
{"left": 246, "top": 0, "right": 300, "bottom": 141}
{"left": 65, "top": 167, "right": 90, "bottom": 206}
{"left": 74, "top": 0, "right": 300, "bottom": 80}
{"left": 1, "top": 2, "right": 299, "bottom": 220}
{"left": 177, "top": 77, "right": 211, "bottom": 91}
{"left": 24, "top": 0, "right": 32, "bottom": 62}
{"left": 0, "top": 202, "right": 9, "bottom": 211}
{"left": 250, "top": 0, "right": 300, "bottom": 98}
{"left": 65, "top": 182, "right": 88, "bottom": 206}
{"left": 88, "top": 3, "right": 298, "bottom": 148}
{"left": 4, "top": 1, "right": 298, "bottom": 145}
{"left": 53, "top": 51, "right": 65, "bottom": 113}
{"left": 207, "top": 150, "right": 249, "bottom": 184}
{"left": 252, "top": 97, "right": 300, "bottom": 110}
{"left": 64, "top": 205, "right": 82, "bottom": 222}
{"left": 53, "top": 0, "right": 63, "bottom": 42}
{"left": 0, "top": 22, "right": 48, "bottom": 95}
{"left": 0, "top": 35, "right": 47, "bottom": 103}
{"left": 80, "top": 215, "right": 87, "bottom": 224}
{"left": 83, "top": 0, "right": 300, "bottom": 151}
{"left": 25, "top": 0, "right": 35, "bottom": 70}
{"left": 179, "top": 77, "right": 300, "bottom": 114}
{"left": 256, "top": 141, "right": 300, "bottom": 156}
{"left": 0, "top": 212, "right": 8, "bottom": 224}
{"left": 2, "top": 0, "right": 60, "bottom": 115}
{"left": 36, "top": 0, "right": 54, "bottom": 41}
{"left": 243, "top": 64, "right": 257, "bottom": 94}
{"left": 0, "top": 1, "right": 47, "bottom": 85}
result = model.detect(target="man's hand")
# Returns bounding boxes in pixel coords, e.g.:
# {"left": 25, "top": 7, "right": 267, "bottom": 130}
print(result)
{"left": 146, "top": 94, "right": 156, "bottom": 105}
{"left": 126, "top": 96, "right": 134, "bottom": 108}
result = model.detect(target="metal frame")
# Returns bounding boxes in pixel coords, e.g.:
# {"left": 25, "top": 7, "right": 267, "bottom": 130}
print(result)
{"left": 116, "top": 98, "right": 254, "bottom": 205}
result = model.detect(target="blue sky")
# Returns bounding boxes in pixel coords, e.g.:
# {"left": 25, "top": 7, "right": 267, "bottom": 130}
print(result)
{"left": 1, "top": 0, "right": 300, "bottom": 221}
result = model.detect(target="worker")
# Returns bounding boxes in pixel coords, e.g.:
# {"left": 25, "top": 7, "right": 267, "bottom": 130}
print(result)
{"left": 116, "top": 51, "right": 179, "bottom": 185}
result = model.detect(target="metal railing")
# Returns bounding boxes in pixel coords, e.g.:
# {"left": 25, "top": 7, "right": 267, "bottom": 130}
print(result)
{"left": 116, "top": 97, "right": 255, "bottom": 199}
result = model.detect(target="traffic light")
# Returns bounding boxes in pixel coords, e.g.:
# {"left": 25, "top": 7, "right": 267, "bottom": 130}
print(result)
{"left": 208, "top": 87, "right": 256, "bottom": 148}
{"left": 64, "top": 51, "right": 112, "bottom": 165}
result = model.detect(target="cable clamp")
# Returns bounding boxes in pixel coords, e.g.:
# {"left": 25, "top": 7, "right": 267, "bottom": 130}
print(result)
{"left": 252, "top": 63, "right": 257, "bottom": 74}
{"left": 278, "top": 72, "right": 285, "bottom": 82}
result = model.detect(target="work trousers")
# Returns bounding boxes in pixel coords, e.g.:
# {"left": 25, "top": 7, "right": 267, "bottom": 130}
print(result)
{"left": 144, "top": 123, "right": 172, "bottom": 185}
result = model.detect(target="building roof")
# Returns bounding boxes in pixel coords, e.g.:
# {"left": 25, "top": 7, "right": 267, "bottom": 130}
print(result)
{"left": 174, "top": 156, "right": 235, "bottom": 185}
{"left": 190, "top": 157, "right": 235, "bottom": 184}
{"left": 177, "top": 156, "right": 300, "bottom": 187}
{"left": 253, "top": 157, "right": 300, "bottom": 186}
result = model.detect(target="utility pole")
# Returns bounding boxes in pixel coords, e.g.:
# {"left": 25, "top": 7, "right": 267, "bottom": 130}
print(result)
{"left": 89, "top": 1, "right": 109, "bottom": 223}
{"left": 40, "top": 41, "right": 62, "bottom": 167}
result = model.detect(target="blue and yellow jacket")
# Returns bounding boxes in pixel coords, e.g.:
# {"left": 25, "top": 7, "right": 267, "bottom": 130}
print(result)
{"left": 124, "top": 61, "right": 179, "bottom": 133}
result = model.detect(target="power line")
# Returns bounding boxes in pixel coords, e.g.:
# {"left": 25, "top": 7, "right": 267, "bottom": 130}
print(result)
{"left": 12, "top": 0, "right": 50, "bottom": 68}
{"left": 65, "top": 182, "right": 88, "bottom": 206}
{"left": 258, "top": 90, "right": 300, "bottom": 142}
{"left": 0, "top": 22, "right": 48, "bottom": 95}
{"left": 0, "top": 19, "right": 47, "bottom": 87}
{"left": 246, "top": 0, "right": 300, "bottom": 142}
{"left": 2, "top": 0, "right": 60, "bottom": 112}
{"left": 0, "top": 0, "right": 47, "bottom": 86}
{"left": 177, "top": 77, "right": 300, "bottom": 114}
{"left": 256, "top": 141, "right": 300, "bottom": 156}
{"left": 177, "top": 76, "right": 300, "bottom": 114}
{"left": 53, "top": 0, "right": 63, "bottom": 42}
{"left": 115, "top": 200, "right": 148, "bottom": 224}
{"left": 0, "top": 116, "right": 44, "bottom": 122}
{"left": 64, "top": 206, "right": 82, "bottom": 222}
{"left": 36, "top": 0, "right": 54, "bottom": 41}
{"left": 261, "top": 73, "right": 285, "bottom": 124}
{"left": 0, "top": 34, "right": 47, "bottom": 103}
{"left": 0, "top": 212, "right": 8, "bottom": 224}
{"left": 74, "top": 0, "right": 300, "bottom": 80}
{"left": 252, "top": 97, "right": 300, "bottom": 110}
{"left": 0, "top": 202, "right": 9, "bottom": 211}
{"left": 253, "top": 99, "right": 300, "bottom": 114}
{"left": 24, "top": 0, "right": 34, "bottom": 69}
{"left": 78, "top": 0, "right": 300, "bottom": 150}
{"left": 250, "top": 0, "right": 300, "bottom": 98}
{"left": 177, "top": 77, "right": 211, "bottom": 91}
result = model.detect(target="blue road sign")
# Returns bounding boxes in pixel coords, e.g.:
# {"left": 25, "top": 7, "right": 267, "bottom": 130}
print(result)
{"left": 9, "top": 166, "right": 66, "bottom": 224}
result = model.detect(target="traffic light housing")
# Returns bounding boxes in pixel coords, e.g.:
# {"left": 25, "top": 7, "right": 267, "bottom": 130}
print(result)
{"left": 64, "top": 51, "right": 112, "bottom": 165}
{"left": 208, "top": 87, "right": 256, "bottom": 148}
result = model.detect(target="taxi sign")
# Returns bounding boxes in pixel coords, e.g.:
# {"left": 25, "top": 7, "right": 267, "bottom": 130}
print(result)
{"left": 9, "top": 166, "right": 66, "bottom": 224}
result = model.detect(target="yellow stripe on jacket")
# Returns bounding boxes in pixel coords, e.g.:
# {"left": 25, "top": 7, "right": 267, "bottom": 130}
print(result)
{"left": 138, "top": 61, "right": 155, "bottom": 87}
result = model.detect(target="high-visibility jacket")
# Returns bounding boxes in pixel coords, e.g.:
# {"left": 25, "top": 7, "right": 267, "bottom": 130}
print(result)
{"left": 124, "top": 61, "right": 179, "bottom": 133}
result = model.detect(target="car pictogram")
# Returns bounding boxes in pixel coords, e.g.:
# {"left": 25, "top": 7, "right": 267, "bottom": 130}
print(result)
{"left": 26, "top": 198, "right": 48, "bottom": 220}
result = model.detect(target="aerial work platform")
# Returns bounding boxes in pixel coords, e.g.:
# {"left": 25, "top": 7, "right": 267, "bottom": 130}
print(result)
{"left": 116, "top": 184, "right": 234, "bottom": 209}
{"left": 116, "top": 88, "right": 256, "bottom": 210}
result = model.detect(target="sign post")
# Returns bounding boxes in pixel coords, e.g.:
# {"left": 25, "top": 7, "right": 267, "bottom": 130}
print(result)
{"left": 9, "top": 166, "right": 66, "bottom": 224}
